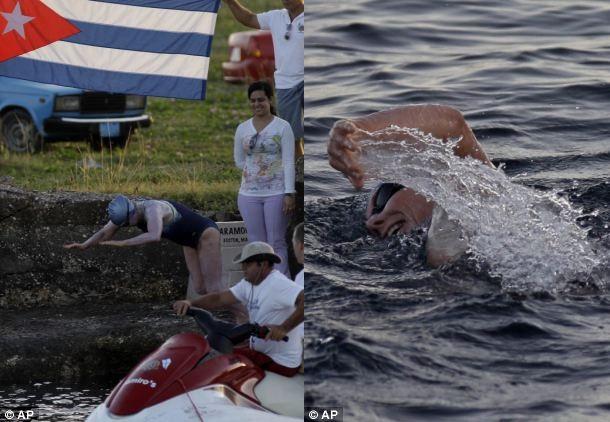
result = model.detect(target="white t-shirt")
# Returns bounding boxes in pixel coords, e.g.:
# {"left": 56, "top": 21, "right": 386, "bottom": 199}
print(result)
{"left": 257, "top": 9, "right": 304, "bottom": 89}
{"left": 234, "top": 116, "right": 295, "bottom": 196}
{"left": 230, "top": 270, "right": 303, "bottom": 368}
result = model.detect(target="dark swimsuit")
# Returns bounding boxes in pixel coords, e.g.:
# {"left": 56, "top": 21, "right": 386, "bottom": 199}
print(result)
{"left": 137, "top": 200, "right": 218, "bottom": 249}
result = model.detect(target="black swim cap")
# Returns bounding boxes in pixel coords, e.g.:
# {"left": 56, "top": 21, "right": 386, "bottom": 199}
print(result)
{"left": 372, "top": 183, "right": 405, "bottom": 215}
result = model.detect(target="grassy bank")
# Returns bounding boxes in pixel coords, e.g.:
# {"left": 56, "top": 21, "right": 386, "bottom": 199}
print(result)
{"left": 0, "top": 0, "right": 276, "bottom": 213}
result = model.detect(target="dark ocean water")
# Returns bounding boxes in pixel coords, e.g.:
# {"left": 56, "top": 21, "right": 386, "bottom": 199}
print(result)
{"left": 305, "top": 1, "right": 610, "bottom": 421}
{"left": 0, "top": 384, "right": 108, "bottom": 421}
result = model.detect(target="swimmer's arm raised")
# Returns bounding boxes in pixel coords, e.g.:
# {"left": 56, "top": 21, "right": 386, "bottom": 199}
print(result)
{"left": 100, "top": 206, "right": 164, "bottom": 247}
{"left": 327, "top": 117, "right": 423, "bottom": 189}
{"left": 63, "top": 221, "right": 119, "bottom": 250}
{"left": 356, "top": 105, "right": 493, "bottom": 167}
{"left": 327, "top": 120, "right": 367, "bottom": 189}
{"left": 328, "top": 105, "right": 493, "bottom": 189}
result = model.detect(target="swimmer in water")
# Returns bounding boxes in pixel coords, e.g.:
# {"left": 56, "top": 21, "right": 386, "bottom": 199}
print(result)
{"left": 64, "top": 196, "right": 247, "bottom": 321}
{"left": 327, "top": 105, "right": 494, "bottom": 267}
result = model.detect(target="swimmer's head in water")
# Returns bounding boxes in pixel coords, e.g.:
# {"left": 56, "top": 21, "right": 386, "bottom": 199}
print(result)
{"left": 365, "top": 183, "right": 406, "bottom": 238}
{"left": 107, "top": 195, "right": 135, "bottom": 227}
{"left": 366, "top": 183, "right": 434, "bottom": 239}
{"left": 371, "top": 183, "right": 405, "bottom": 215}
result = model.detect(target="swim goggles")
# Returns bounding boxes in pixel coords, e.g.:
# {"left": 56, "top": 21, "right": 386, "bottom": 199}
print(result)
{"left": 371, "top": 183, "right": 405, "bottom": 215}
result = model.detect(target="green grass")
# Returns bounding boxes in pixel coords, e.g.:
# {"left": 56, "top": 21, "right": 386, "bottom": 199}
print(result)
{"left": 0, "top": 0, "right": 277, "bottom": 213}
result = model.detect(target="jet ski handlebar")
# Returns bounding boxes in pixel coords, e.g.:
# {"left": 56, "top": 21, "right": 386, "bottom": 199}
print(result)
{"left": 185, "top": 307, "right": 288, "bottom": 353}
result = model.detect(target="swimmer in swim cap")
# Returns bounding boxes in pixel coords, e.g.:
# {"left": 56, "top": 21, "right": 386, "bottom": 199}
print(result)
{"left": 64, "top": 195, "right": 248, "bottom": 322}
{"left": 106, "top": 194, "right": 136, "bottom": 227}
{"left": 328, "top": 105, "right": 494, "bottom": 266}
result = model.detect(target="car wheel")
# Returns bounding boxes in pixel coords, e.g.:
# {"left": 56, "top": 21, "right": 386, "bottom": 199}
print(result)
{"left": 1, "top": 109, "right": 43, "bottom": 153}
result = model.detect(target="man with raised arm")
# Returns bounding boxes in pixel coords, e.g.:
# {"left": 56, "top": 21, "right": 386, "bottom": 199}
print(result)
{"left": 222, "top": 0, "right": 304, "bottom": 154}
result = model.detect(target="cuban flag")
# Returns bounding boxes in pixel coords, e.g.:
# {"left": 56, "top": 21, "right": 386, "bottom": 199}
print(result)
{"left": 0, "top": 0, "right": 220, "bottom": 100}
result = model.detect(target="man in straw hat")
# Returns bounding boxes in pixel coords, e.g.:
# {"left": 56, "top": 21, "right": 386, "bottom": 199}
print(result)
{"left": 174, "top": 241, "right": 304, "bottom": 377}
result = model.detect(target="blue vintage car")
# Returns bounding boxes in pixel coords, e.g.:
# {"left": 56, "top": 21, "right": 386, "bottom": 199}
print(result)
{"left": 0, "top": 76, "right": 151, "bottom": 152}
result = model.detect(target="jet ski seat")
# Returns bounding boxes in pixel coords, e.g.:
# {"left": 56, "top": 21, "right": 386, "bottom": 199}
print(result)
{"left": 254, "top": 372, "right": 304, "bottom": 418}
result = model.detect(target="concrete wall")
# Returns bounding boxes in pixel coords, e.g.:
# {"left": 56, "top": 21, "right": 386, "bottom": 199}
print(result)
{"left": 0, "top": 185, "right": 242, "bottom": 309}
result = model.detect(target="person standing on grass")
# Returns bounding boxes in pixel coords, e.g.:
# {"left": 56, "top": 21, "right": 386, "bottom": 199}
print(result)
{"left": 221, "top": 0, "right": 304, "bottom": 156}
{"left": 64, "top": 195, "right": 248, "bottom": 321}
{"left": 234, "top": 81, "right": 295, "bottom": 276}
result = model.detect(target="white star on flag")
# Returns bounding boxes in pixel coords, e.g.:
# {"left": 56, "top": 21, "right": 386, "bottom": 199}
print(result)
{"left": 2, "top": 2, "right": 35, "bottom": 39}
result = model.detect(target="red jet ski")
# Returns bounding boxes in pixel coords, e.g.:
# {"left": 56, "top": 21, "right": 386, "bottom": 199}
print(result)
{"left": 87, "top": 307, "right": 303, "bottom": 421}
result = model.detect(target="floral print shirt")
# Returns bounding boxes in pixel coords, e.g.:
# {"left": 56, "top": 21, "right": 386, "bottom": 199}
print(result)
{"left": 234, "top": 116, "right": 295, "bottom": 196}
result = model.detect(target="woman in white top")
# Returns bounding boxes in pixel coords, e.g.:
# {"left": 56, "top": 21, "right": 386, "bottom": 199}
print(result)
{"left": 234, "top": 81, "right": 296, "bottom": 276}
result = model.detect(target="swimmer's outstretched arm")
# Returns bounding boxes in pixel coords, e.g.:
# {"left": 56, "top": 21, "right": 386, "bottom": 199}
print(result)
{"left": 63, "top": 221, "right": 120, "bottom": 250}
{"left": 328, "top": 105, "right": 493, "bottom": 189}
{"left": 99, "top": 205, "right": 164, "bottom": 247}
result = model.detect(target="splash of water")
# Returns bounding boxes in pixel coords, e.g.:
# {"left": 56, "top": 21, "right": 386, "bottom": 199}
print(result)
{"left": 358, "top": 126, "right": 605, "bottom": 293}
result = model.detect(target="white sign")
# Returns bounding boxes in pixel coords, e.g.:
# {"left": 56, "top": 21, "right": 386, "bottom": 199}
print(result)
{"left": 217, "top": 221, "right": 249, "bottom": 286}
{"left": 217, "top": 222, "right": 249, "bottom": 247}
